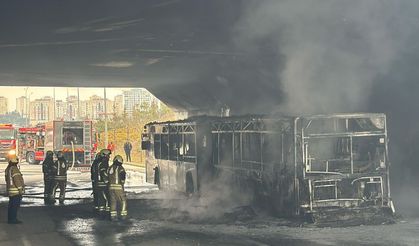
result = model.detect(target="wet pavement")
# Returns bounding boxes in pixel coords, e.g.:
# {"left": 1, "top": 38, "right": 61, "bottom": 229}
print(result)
{"left": 1, "top": 162, "right": 419, "bottom": 245}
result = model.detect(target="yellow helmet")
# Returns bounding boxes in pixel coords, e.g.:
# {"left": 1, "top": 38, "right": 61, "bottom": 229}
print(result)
{"left": 8, "top": 155, "right": 19, "bottom": 164}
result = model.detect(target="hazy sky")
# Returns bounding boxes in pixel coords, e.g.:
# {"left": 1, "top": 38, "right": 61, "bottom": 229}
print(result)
{"left": 0, "top": 86, "right": 137, "bottom": 112}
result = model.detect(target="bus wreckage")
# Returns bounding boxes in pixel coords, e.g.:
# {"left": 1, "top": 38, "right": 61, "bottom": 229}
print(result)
{"left": 143, "top": 113, "right": 395, "bottom": 225}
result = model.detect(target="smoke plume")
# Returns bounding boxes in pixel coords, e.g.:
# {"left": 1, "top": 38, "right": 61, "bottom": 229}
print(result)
{"left": 234, "top": 0, "right": 412, "bottom": 114}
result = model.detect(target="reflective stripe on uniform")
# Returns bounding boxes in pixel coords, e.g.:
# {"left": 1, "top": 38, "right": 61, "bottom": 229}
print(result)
{"left": 115, "top": 166, "right": 119, "bottom": 184}
{"left": 12, "top": 173, "right": 21, "bottom": 178}
{"left": 109, "top": 184, "right": 123, "bottom": 190}
{"left": 120, "top": 210, "right": 127, "bottom": 216}
{"left": 54, "top": 176, "right": 67, "bottom": 180}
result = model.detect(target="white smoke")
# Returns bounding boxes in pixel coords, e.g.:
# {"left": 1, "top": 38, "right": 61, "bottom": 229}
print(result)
{"left": 235, "top": 0, "right": 411, "bottom": 114}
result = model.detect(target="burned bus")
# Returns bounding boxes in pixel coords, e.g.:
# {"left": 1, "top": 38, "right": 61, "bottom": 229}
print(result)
{"left": 142, "top": 113, "right": 394, "bottom": 221}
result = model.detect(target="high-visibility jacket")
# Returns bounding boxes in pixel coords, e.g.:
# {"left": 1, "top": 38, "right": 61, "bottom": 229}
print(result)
{"left": 5, "top": 165, "right": 24, "bottom": 197}
{"left": 107, "top": 164, "right": 126, "bottom": 190}
{"left": 54, "top": 159, "right": 69, "bottom": 180}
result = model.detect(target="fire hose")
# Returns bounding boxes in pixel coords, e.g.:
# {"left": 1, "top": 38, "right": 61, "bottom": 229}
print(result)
{"left": 70, "top": 141, "right": 75, "bottom": 171}
{"left": 21, "top": 187, "right": 93, "bottom": 200}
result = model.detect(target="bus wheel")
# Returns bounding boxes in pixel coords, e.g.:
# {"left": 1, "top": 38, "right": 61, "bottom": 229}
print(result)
{"left": 185, "top": 172, "right": 194, "bottom": 196}
{"left": 26, "top": 152, "right": 37, "bottom": 164}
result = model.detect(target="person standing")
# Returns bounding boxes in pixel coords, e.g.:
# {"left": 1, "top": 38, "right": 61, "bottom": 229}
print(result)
{"left": 5, "top": 155, "right": 24, "bottom": 224}
{"left": 90, "top": 153, "right": 102, "bottom": 213}
{"left": 107, "top": 155, "right": 127, "bottom": 221}
{"left": 97, "top": 149, "right": 111, "bottom": 216}
{"left": 42, "top": 151, "right": 56, "bottom": 204}
{"left": 153, "top": 166, "right": 160, "bottom": 189}
{"left": 123, "top": 140, "right": 132, "bottom": 162}
{"left": 52, "top": 151, "right": 69, "bottom": 204}
{"left": 107, "top": 142, "right": 115, "bottom": 153}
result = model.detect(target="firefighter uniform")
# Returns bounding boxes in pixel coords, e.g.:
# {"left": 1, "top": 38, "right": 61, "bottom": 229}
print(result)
{"left": 107, "top": 155, "right": 127, "bottom": 221}
{"left": 42, "top": 151, "right": 55, "bottom": 204}
{"left": 91, "top": 153, "right": 102, "bottom": 213}
{"left": 5, "top": 156, "right": 24, "bottom": 224}
{"left": 97, "top": 149, "right": 111, "bottom": 215}
{"left": 52, "top": 151, "right": 69, "bottom": 204}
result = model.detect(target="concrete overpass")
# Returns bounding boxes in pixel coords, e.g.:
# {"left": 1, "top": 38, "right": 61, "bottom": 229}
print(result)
{"left": 0, "top": 0, "right": 282, "bottom": 115}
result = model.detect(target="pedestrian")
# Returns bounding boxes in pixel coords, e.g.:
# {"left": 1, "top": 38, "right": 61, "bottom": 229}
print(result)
{"left": 90, "top": 153, "right": 102, "bottom": 214}
{"left": 42, "top": 151, "right": 55, "bottom": 204}
{"left": 52, "top": 151, "right": 69, "bottom": 204}
{"left": 107, "top": 155, "right": 127, "bottom": 221}
{"left": 5, "top": 155, "right": 24, "bottom": 224}
{"left": 107, "top": 142, "right": 115, "bottom": 153}
{"left": 123, "top": 140, "right": 132, "bottom": 162}
{"left": 97, "top": 149, "right": 111, "bottom": 216}
{"left": 153, "top": 166, "right": 160, "bottom": 189}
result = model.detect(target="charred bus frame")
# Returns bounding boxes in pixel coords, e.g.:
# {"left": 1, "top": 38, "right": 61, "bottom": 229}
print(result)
{"left": 143, "top": 113, "right": 394, "bottom": 219}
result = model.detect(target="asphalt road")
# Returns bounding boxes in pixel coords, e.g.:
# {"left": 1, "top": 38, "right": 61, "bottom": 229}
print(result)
{"left": 0, "top": 162, "right": 418, "bottom": 246}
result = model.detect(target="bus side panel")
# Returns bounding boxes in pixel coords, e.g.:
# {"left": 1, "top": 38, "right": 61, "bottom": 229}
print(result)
{"left": 145, "top": 150, "right": 155, "bottom": 184}
{"left": 196, "top": 122, "right": 213, "bottom": 193}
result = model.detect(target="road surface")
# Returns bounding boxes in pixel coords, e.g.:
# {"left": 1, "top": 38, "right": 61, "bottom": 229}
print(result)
{"left": 0, "top": 162, "right": 418, "bottom": 246}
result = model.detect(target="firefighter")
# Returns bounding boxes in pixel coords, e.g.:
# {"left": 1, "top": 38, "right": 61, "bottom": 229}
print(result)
{"left": 52, "top": 151, "right": 69, "bottom": 204}
{"left": 96, "top": 148, "right": 111, "bottom": 216}
{"left": 42, "top": 150, "right": 55, "bottom": 204}
{"left": 107, "top": 155, "right": 127, "bottom": 221}
{"left": 90, "top": 152, "right": 103, "bottom": 213}
{"left": 153, "top": 166, "right": 160, "bottom": 189}
{"left": 5, "top": 155, "right": 24, "bottom": 224}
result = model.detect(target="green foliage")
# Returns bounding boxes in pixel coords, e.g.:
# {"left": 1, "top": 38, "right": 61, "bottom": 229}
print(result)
{"left": 93, "top": 102, "right": 176, "bottom": 164}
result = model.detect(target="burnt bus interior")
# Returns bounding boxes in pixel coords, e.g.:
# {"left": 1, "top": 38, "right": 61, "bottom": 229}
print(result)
{"left": 143, "top": 113, "right": 394, "bottom": 219}
{"left": 297, "top": 115, "right": 392, "bottom": 216}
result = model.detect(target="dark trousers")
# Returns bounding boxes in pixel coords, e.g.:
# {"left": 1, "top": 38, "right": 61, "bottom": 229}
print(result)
{"left": 53, "top": 179, "right": 67, "bottom": 203}
{"left": 44, "top": 178, "right": 54, "bottom": 203}
{"left": 92, "top": 182, "right": 99, "bottom": 211}
{"left": 125, "top": 151, "right": 131, "bottom": 162}
{"left": 97, "top": 185, "right": 109, "bottom": 212}
{"left": 8, "top": 195, "right": 22, "bottom": 222}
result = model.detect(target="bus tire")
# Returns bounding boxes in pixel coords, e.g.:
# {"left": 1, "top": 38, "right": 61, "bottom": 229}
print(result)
{"left": 185, "top": 172, "right": 194, "bottom": 196}
{"left": 26, "top": 151, "right": 39, "bottom": 165}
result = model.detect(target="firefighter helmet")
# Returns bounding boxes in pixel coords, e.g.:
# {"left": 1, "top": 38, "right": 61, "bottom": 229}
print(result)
{"left": 113, "top": 155, "right": 123, "bottom": 165}
{"left": 8, "top": 155, "right": 19, "bottom": 164}
{"left": 100, "top": 148, "right": 111, "bottom": 157}
{"left": 56, "top": 151, "right": 64, "bottom": 159}
{"left": 46, "top": 150, "right": 54, "bottom": 158}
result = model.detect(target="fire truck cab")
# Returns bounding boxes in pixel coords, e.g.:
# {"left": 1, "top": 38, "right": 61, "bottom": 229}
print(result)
{"left": 0, "top": 124, "right": 17, "bottom": 161}
{"left": 18, "top": 125, "right": 45, "bottom": 164}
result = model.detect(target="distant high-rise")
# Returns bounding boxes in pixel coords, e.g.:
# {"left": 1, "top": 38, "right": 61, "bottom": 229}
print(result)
{"left": 55, "top": 100, "right": 66, "bottom": 120}
{"left": 0, "top": 96, "right": 8, "bottom": 115}
{"left": 79, "top": 100, "right": 88, "bottom": 119}
{"left": 66, "top": 95, "right": 78, "bottom": 120}
{"left": 29, "top": 96, "right": 54, "bottom": 125}
{"left": 123, "top": 88, "right": 156, "bottom": 117}
{"left": 16, "top": 96, "right": 27, "bottom": 117}
{"left": 113, "top": 95, "right": 124, "bottom": 116}
{"left": 86, "top": 95, "right": 113, "bottom": 120}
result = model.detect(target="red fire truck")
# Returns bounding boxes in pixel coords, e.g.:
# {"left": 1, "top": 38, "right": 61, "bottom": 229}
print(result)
{"left": 17, "top": 120, "right": 96, "bottom": 166}
{"left": 44, "top": 120, "right": 94, "bottom": 167}
{"left": 18, "top": 125, "right": 45, "bottom": 164}
{"left": 0, "top": 124, "right": 17, "bottom": 161}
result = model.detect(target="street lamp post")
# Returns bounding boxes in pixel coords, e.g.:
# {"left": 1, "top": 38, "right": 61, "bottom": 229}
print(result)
{"left": 104, "top": 88, "right": 108, "bottom": 148}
